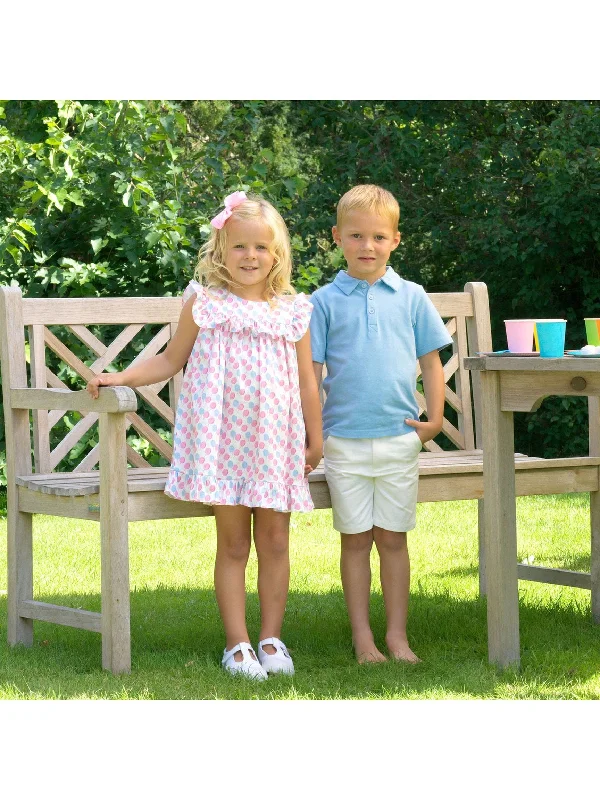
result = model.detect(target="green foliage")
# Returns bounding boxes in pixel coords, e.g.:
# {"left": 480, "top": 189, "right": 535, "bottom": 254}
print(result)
{"left": 1, "top": 100, "right": 600, "bottom": 478}
{"left": 0, "top": 100, "right": 198, "bottom": 297}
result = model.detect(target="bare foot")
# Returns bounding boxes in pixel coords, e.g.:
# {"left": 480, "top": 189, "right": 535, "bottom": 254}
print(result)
{"left": 386, "top": 635, "right": 421, "bottom": 664}
{"left": 353, "top": 637, "right": 387, "bottom": 664}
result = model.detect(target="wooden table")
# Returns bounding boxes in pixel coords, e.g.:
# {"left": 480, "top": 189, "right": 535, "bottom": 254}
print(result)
{"left": 465, "top": 354, "right": 600, "bottom": 668}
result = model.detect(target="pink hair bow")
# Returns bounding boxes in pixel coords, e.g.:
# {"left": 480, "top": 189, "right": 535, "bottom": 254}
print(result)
{"left": 210, "top": 191, "right": 247, "bottom": 229}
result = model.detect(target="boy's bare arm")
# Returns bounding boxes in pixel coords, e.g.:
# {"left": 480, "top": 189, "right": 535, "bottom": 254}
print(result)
{"left": 405, "top": 349, "right": 445, "bottom": 443}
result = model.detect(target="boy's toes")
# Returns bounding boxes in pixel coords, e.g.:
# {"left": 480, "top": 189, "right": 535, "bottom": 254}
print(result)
{"left": 356, "top": 649, "right": 388, "bottom": 664}
{"left": 386, "top": 637, "right": 421, "bottom": 663}
{"left": 353, "top": 639, "right": 387, "bottom": 664}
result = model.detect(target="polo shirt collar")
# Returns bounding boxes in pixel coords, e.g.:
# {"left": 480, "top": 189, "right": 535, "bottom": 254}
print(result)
{"left": 333, "top": 266, "right": 401, "bottom": 295}
{"left": 380, "top": 267, "right": 401, "bottom": 290}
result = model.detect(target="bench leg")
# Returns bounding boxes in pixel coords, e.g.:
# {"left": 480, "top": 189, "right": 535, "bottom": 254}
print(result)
{"left": 7, "top": 507, "right": 34, "bottom": 647}
{"left": 100, "top": 413, "right": 131, "bottom": 674}
{"left": 591, "top": 487, "right": 600, "bottom": 624}
{"left": 477, "top": 499, "right": 486, "bottom": 596}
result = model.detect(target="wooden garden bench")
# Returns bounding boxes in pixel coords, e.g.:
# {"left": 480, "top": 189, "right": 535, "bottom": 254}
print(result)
{"left": 1, "top": 281, "right": 599, "bottom": 674}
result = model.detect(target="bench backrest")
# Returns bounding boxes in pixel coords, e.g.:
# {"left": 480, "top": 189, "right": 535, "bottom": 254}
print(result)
{"left": 0, "top": 282, "right": 492, "bottom": 476}
{"left": 423, "top": 283, "right": 491, "bottom": 452}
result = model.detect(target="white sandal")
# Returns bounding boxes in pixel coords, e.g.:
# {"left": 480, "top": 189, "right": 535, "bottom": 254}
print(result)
{"left": 222, "top": 642, "right": 268, "bottom": 681}
{"left": 257, "top": 637, "right": 295, "bottom": 675}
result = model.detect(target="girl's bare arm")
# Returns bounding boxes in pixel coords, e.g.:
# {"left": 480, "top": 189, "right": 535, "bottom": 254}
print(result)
{"left": 86, "top": 295, "right": 199, "bottom": 398}
{"left": 312, "top": 361, "right": 323, "bottom": 391}
{"left": 296, "top": 331, "right": 323, "bottom": 473}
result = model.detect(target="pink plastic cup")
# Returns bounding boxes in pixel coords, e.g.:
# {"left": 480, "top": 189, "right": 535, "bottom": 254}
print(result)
{"left": 504, "top": 320, "right": 535, "bottom": 353}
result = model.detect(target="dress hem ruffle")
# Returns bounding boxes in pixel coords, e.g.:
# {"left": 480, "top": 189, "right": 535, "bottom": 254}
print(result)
{"left": 164, "top": 469, "right": 314, "bottom": 513}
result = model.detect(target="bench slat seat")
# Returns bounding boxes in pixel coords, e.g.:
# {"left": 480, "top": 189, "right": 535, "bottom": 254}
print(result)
{"left": 14, "top": 452, "right": 600, "bottom": 497}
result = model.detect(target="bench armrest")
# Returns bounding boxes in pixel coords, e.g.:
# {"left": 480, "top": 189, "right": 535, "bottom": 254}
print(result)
{"left": 10, "top": 387, "right": 138, "bottom": 414}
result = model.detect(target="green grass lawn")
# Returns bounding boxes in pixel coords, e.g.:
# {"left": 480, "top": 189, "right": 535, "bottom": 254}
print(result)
{"left": 0, "top": 494, "right": 599, "bottom": 699}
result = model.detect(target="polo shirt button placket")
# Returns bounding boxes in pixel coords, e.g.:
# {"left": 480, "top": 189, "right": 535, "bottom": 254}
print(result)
{"left": 367, "top": 289, "right": 377, "bottom": 333}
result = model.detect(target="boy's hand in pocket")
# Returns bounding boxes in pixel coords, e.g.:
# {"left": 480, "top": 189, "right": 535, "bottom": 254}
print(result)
{"left": 404, "top": 418, "right": 442, "bottom": 445}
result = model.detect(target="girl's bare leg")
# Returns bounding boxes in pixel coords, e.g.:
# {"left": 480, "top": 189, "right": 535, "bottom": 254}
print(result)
{"left": 253, "top": 508, "right": 291, "bottom": 654}
{"left": 340, "top": 529, "right": 387, "bottom": 663}
{"left": 213, "top": 505, "right": 254, "bottom": 662}
{"left": 373, "top": 527, "right": 420, "bottom": 663}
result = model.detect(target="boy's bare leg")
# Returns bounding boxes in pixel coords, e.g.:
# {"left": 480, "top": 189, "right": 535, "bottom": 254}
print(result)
{"left": 373, "top": 527, "right": 421, "bottom": 663}
{"left": 340, "top": 530, "right": 387, "bottom": 663}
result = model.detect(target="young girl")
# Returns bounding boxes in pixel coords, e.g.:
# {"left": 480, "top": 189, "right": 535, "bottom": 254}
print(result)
{"left": 87, "top": 192, "right": 322, "bottom": 680}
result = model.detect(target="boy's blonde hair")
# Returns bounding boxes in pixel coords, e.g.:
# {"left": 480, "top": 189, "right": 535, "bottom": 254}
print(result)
{"left": 195, "top": 194, "right": 295, "bottom": 299}
{"left": 337, "top": 184, "right": 400, "bottom": 230}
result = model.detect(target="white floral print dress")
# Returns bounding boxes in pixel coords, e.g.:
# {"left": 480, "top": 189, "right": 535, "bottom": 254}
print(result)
{"left": 164, "top": 282, "right": 314, "bottom": 512}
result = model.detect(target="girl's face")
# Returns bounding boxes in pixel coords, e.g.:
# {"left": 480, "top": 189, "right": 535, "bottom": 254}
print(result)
{"left": 223, "top": 217, "right": 275, "bottom": 300}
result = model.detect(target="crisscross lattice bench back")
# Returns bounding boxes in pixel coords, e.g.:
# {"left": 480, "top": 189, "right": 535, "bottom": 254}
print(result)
{"left": 22, "top": 296, "right": 184, "bottom": 474}
{"left": 19, "top": 289, "right": 485, "bottom": 478}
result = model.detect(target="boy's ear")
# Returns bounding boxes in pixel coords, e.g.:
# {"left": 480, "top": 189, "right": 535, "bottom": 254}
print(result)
{"left": 332, "top": 225, "right": 341, "bottom": 246}
{"left": 391, "top": 230, "right": 401, "bottom": 250}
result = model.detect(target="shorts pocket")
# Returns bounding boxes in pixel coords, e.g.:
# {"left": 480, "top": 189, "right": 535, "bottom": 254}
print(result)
{"left": 405, "top": 430, "right": 422, "bottom": 456}
{"left": 324, "top": 435, "right": 343, "bottom": 458}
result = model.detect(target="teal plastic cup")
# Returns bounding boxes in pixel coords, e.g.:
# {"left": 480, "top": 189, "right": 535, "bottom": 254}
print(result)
{"left": 536, "top": 320, "right": 566, "bottom": 358}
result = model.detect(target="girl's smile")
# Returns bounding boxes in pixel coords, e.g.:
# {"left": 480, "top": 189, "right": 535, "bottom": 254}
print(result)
{"left": 224, "top": 217, "right": 275, "bottom": 300}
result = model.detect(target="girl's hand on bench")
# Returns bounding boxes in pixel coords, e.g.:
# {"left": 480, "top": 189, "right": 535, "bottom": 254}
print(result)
{"left": 405, "top": 418, "right": 442, "bottom": 445}
{"left": 86, "top": 374, "right": 115, "bottom": 399}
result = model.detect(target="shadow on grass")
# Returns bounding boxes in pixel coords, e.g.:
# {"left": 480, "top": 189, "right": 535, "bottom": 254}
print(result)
{"left": 0, "top": 586, "right": 599, "bottom": 699}
{"left": 546, "top": 553, "right": 591, "bottom": 572}
{"left": 434, "top": 555, "right": 593, "bottom": 579}
{"left": 429, "top": 564, "right": 479, "bottom": 579}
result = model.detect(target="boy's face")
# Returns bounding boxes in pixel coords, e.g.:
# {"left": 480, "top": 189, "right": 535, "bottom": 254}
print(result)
{"left": 332, "top": 209, "right": 400, "bottom": 284}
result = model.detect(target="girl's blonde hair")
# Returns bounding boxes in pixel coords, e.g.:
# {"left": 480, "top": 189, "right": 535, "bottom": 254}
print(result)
{"left": 195, "top": 194, "right": 295, "bottom": 300}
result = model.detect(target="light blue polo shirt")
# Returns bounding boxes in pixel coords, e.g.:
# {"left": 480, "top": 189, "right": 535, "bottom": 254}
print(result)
{"left": 310, "top": 267, "right": 453, "bottom": 439}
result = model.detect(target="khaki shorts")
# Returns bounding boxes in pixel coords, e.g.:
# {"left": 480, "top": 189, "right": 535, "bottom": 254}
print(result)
{"left": 323, "top": 432, "right": 422, "bottom": 534}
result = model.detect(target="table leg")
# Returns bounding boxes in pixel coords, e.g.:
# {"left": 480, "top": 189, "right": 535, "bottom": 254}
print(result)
{"left": 589, "top": 396, "right": 600, "bottom": 623}
{"left": 481, "top": 371, "right": 520, "bottom": 667}
{"left": 591, "top": 488, "right": 600, "bottom": 624}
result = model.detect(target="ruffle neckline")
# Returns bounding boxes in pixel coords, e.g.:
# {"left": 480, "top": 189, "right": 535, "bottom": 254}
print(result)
{"left": 182, "top": 281, "right": 312, "bottom": 342}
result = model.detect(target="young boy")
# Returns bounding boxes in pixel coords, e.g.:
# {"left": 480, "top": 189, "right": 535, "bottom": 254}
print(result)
{"left": 310, "top": 185, "right": 452, "bottom": 664}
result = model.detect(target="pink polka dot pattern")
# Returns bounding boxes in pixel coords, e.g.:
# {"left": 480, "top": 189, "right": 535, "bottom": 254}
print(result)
{"left": 164, "top": 282, "right": 314, "bottom": 513}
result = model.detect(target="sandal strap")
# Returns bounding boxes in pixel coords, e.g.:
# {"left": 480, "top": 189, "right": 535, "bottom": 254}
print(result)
{"left": 258, "top": 637, "right": 290, "bottom": 658}
{"left": 222, "top": 641, "right": 256, "bottom": 664}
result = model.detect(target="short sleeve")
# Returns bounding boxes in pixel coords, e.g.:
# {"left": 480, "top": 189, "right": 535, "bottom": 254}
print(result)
{"left": 182, "top": 281, "right": 230, "bottom": 329}
{"left": 413, "top": 286, "right": 453, "bottom": 358}
{"left": 287, "top": 293, "right": 313, "bottom": 342}
{"left": 308, "top": 293, "right": 327, "bottom": 362}
{"left": 182, "top": 279, "right": 202, "bottom": 305}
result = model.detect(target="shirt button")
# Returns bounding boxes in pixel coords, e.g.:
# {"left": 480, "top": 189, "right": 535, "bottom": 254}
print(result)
{"left": 368, "top": 308, "right": 375, "bottom": 314}
{"left": 361, "top": 282, "right": 368, "bottom": 288}
{"left": 368, "top": 294, "right": 374, "bottom": 300}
